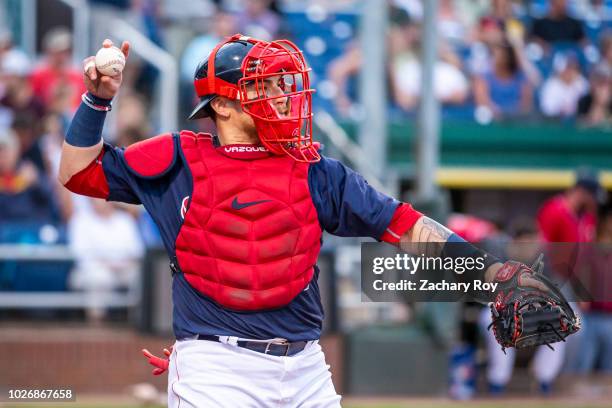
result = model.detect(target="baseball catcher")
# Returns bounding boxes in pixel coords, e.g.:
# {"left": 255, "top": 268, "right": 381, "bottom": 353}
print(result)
{"left": 59, "top": 34, "right": 579, "bottom": 407}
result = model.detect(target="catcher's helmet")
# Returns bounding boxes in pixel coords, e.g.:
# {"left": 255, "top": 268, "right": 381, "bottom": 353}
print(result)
{"left": 188, "top": 39, "right": 254, "bottom": 120}
{"left": 188, "top": 33, "right": 319, "bottom": 162}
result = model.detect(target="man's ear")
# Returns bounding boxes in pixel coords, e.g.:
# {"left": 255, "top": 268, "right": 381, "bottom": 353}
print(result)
{"left": 210, "top": 97, "right": 238, "bottom": 120}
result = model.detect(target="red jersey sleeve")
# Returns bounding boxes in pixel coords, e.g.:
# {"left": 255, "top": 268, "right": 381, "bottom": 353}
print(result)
{"left": 379, "top": 203, "right": 423, "bottom": 243}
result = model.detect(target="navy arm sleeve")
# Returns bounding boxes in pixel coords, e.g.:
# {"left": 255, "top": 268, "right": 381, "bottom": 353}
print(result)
{"left": 308, "top": 155, "right": 399, "bottom": 239}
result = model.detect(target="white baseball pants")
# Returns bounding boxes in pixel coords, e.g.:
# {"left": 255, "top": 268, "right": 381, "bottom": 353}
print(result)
{"left": 168, "top": 338, "right": 342, "bottom": 408}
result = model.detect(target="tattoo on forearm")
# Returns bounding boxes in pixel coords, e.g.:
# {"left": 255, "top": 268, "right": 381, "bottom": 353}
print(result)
{"left": 420, "top": 218, "right": 453, "bottom": 240}
{"left": 399, "top": 217, "right": 453, "bottom": 257}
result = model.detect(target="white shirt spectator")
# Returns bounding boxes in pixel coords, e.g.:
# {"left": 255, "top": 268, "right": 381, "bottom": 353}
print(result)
{"left": 69, "top": 199, "right": 144, "bottom": 292}
{"left": 394, "top": 57, "right": 469, "bottom": 104}
{"left": 540, "top": 74, "right": 589, "bottom": 118}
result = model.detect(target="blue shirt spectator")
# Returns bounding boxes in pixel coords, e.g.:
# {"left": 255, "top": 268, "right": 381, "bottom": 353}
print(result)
{"left": 483, "top": 70, "right": 528, "bottom": 115}
{"left": 0, "top": 128, "right": 59, "bottom": 224}
{"left": 473, "top": 40, "right": 534, "bottom": 121}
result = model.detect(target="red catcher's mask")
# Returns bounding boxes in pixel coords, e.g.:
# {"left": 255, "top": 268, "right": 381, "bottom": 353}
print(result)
{"left": 238, "top": 39, "right": 318, "bottom": 162}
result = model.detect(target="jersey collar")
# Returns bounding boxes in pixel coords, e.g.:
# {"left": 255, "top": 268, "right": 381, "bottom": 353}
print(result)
{"left": 216, "top": 143, "right": 273, "bottom": 160}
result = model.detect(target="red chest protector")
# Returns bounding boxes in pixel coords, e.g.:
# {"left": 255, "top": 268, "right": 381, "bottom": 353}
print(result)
{"left": 173, "top": 131, "right": 322, "bottom": 311}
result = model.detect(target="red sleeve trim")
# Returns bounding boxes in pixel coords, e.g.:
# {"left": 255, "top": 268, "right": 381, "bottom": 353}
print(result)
{"left": 380, "top": 203, "right": 423, "bottom": 243}
{"left": 124, "top": 133, "right": 176, "bottom": 178}
{"left": 64, "top": 151, "right": 109, "bottom": 199}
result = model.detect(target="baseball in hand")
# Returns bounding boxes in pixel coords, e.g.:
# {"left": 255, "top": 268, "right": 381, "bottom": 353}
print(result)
{"left": 95, "top": 46, "right": 126, "bottom": 76}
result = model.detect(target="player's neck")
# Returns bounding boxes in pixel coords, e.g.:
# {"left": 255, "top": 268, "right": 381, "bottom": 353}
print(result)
{"left": 216, "top": 123, "right": 260, "bottom": 146}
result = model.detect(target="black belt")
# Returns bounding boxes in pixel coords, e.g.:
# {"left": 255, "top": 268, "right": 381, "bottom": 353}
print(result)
{"left": 197, "top": 335, "right": 310, "bottom": 357}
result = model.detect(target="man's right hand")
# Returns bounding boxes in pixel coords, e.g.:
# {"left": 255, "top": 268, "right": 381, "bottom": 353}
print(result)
{"left": 83, "top": 39, "right": 130, "bottom": 100}
{"left": 142, "top": 347, "right": 172, "bottom": 376}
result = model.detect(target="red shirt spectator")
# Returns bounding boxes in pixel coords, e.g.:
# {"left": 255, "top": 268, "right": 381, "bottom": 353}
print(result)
{"left": 29, "top": 27, "right": 85, "bottom": 112}
{"left": 537, "top": 168, "right": 604, "bottom": 242}
{"left": 30, "top": 65, "right": 85, "bottom": 112}
{"left": 537, "top": 170, "right": 603, "bottom": 279}
{"left": 537, "top": 194, "right": 596, "bottom": 243}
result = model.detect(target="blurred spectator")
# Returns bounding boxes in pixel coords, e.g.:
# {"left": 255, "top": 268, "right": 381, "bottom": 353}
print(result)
{"left": 116, "top": 92, "right": 151, "bottom": 136}
{"left": 327, "top": 43, "right": 362, "bottom": 116}
{"left": 40, "top": 114, "right": 66, "bottom": 175}
{"left": 487, "top": 0, "right": 525, "bottom": 23}
{"left": 329, "top": 7, "right": 468, "bottom": 116}
{"left": 598, "top": 31, "right": 612, "bottom": 71}
{"left": 180, "top": 9, "right": 237, "bottom": 123}
{"left": 572, "top": 204, "right": 612, "bottom": 373}
{"left": 12, "top": 113, "right": 46, "bottom": 173}
{"left": 446, "top": 213, "right": 499, "bottom": 244}
{"left": 578, "top": 63, "right": 612, "bottom": 126}
{"left": 68, "top": 198, "right": 144, "bottom": 322}
{"left": 505, "top": 216, "right": 542, "bottom": 263}
{"left": 0, "top": 128, "right": 58, "bottom": 224}
{"left": 574, "top": 0, "right": 609, "bottom": 26}
{"left": 469, "top": 1, "right": 528, "bottom": 76}
{"left": 391, "top": 32, "right": 469, "bottom": 111}
{"left": 0, "top": 29, "right": 28, "bottom": 68}
{"left": 29, "top": 27, "right": 86, "bottom": 114}
{"left": 437, "top": 0, "right": 469, "bottom": 47}
{"left": 181, "top": 11, "right": 237, "bottom": 83}
{"left": 0, "top": 28, "right": 12, "bottom": 55}
{"left": 40, "top": 113, "right": 75, "bottom": 222}
{"left": 479, "top": 218, "right": 563, "bottom": 395}
{"left": 537, "top": 168, "right": 603, "bottom": 244}
{"left": 160, "top": 0, "right": 215, "bottom": 21}
{"left": 453, "top": 0, "right": 491, "bottom": 33}
{"left": 129, "top": 0, "right": 165, "bottom": 100}
{"left": 540, "top": 51, "right": 588, "bottom": 118}
{"left": 116, "top": 125, "right": 148, "bottom": 148}
{"left": 536, "top": 170, "right": 604, "bottom": 378}
{"left": 235, "top": 0, "right": 280, "bottom": 41}
{"left": 530, "top": 0, "right": 585, "bottom": 46}
{"left": 0, "top": 52, "right": 42, "bottom": 130}
{"left": 488, "top": 0, "right": 526, "bottom": 40}
{"left": 473, "top": 39, "right": 536, "bottom": 121}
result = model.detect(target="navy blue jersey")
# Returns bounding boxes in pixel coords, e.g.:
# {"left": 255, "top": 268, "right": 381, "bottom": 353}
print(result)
{"left": 100, "top": 137, "right": 398, "bottom": 340}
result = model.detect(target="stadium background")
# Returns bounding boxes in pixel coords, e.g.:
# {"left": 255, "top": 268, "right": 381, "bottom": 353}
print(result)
{"left": 0, "top": 0, "right": 612, "bottom": 406}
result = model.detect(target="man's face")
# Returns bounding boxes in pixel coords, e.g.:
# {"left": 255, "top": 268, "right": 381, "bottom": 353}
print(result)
{"left": 559, "top": 61, "right": 580, "bottom": 83}
{"left": 575, "top": 187, "right": 597, "bottom": 213}
{"left": 550, "top": 0, "right": 567, "bottom": 15}
{"left": 226, "top": 73, "right": 292, "bottom": 135}
{"left": 246, "top": 0, "right": 271, "bottom": 15}
{"left": 243, "top": 74, "right": 291, "bottom": 117}
{"left": 47, "top": 49, "right": 71, "bottom": 69}
{"left": 0, "top": 143, "right": 19, "bottom": 174}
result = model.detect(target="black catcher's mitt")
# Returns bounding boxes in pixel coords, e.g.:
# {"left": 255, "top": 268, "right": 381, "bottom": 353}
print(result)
{"left": 488, "top": 255, "right": 581, "bottom": 351}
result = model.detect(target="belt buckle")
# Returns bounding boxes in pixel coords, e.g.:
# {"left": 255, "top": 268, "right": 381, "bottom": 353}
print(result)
{"left": 264, "top": 340, "right": 290, "bottom": 356}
